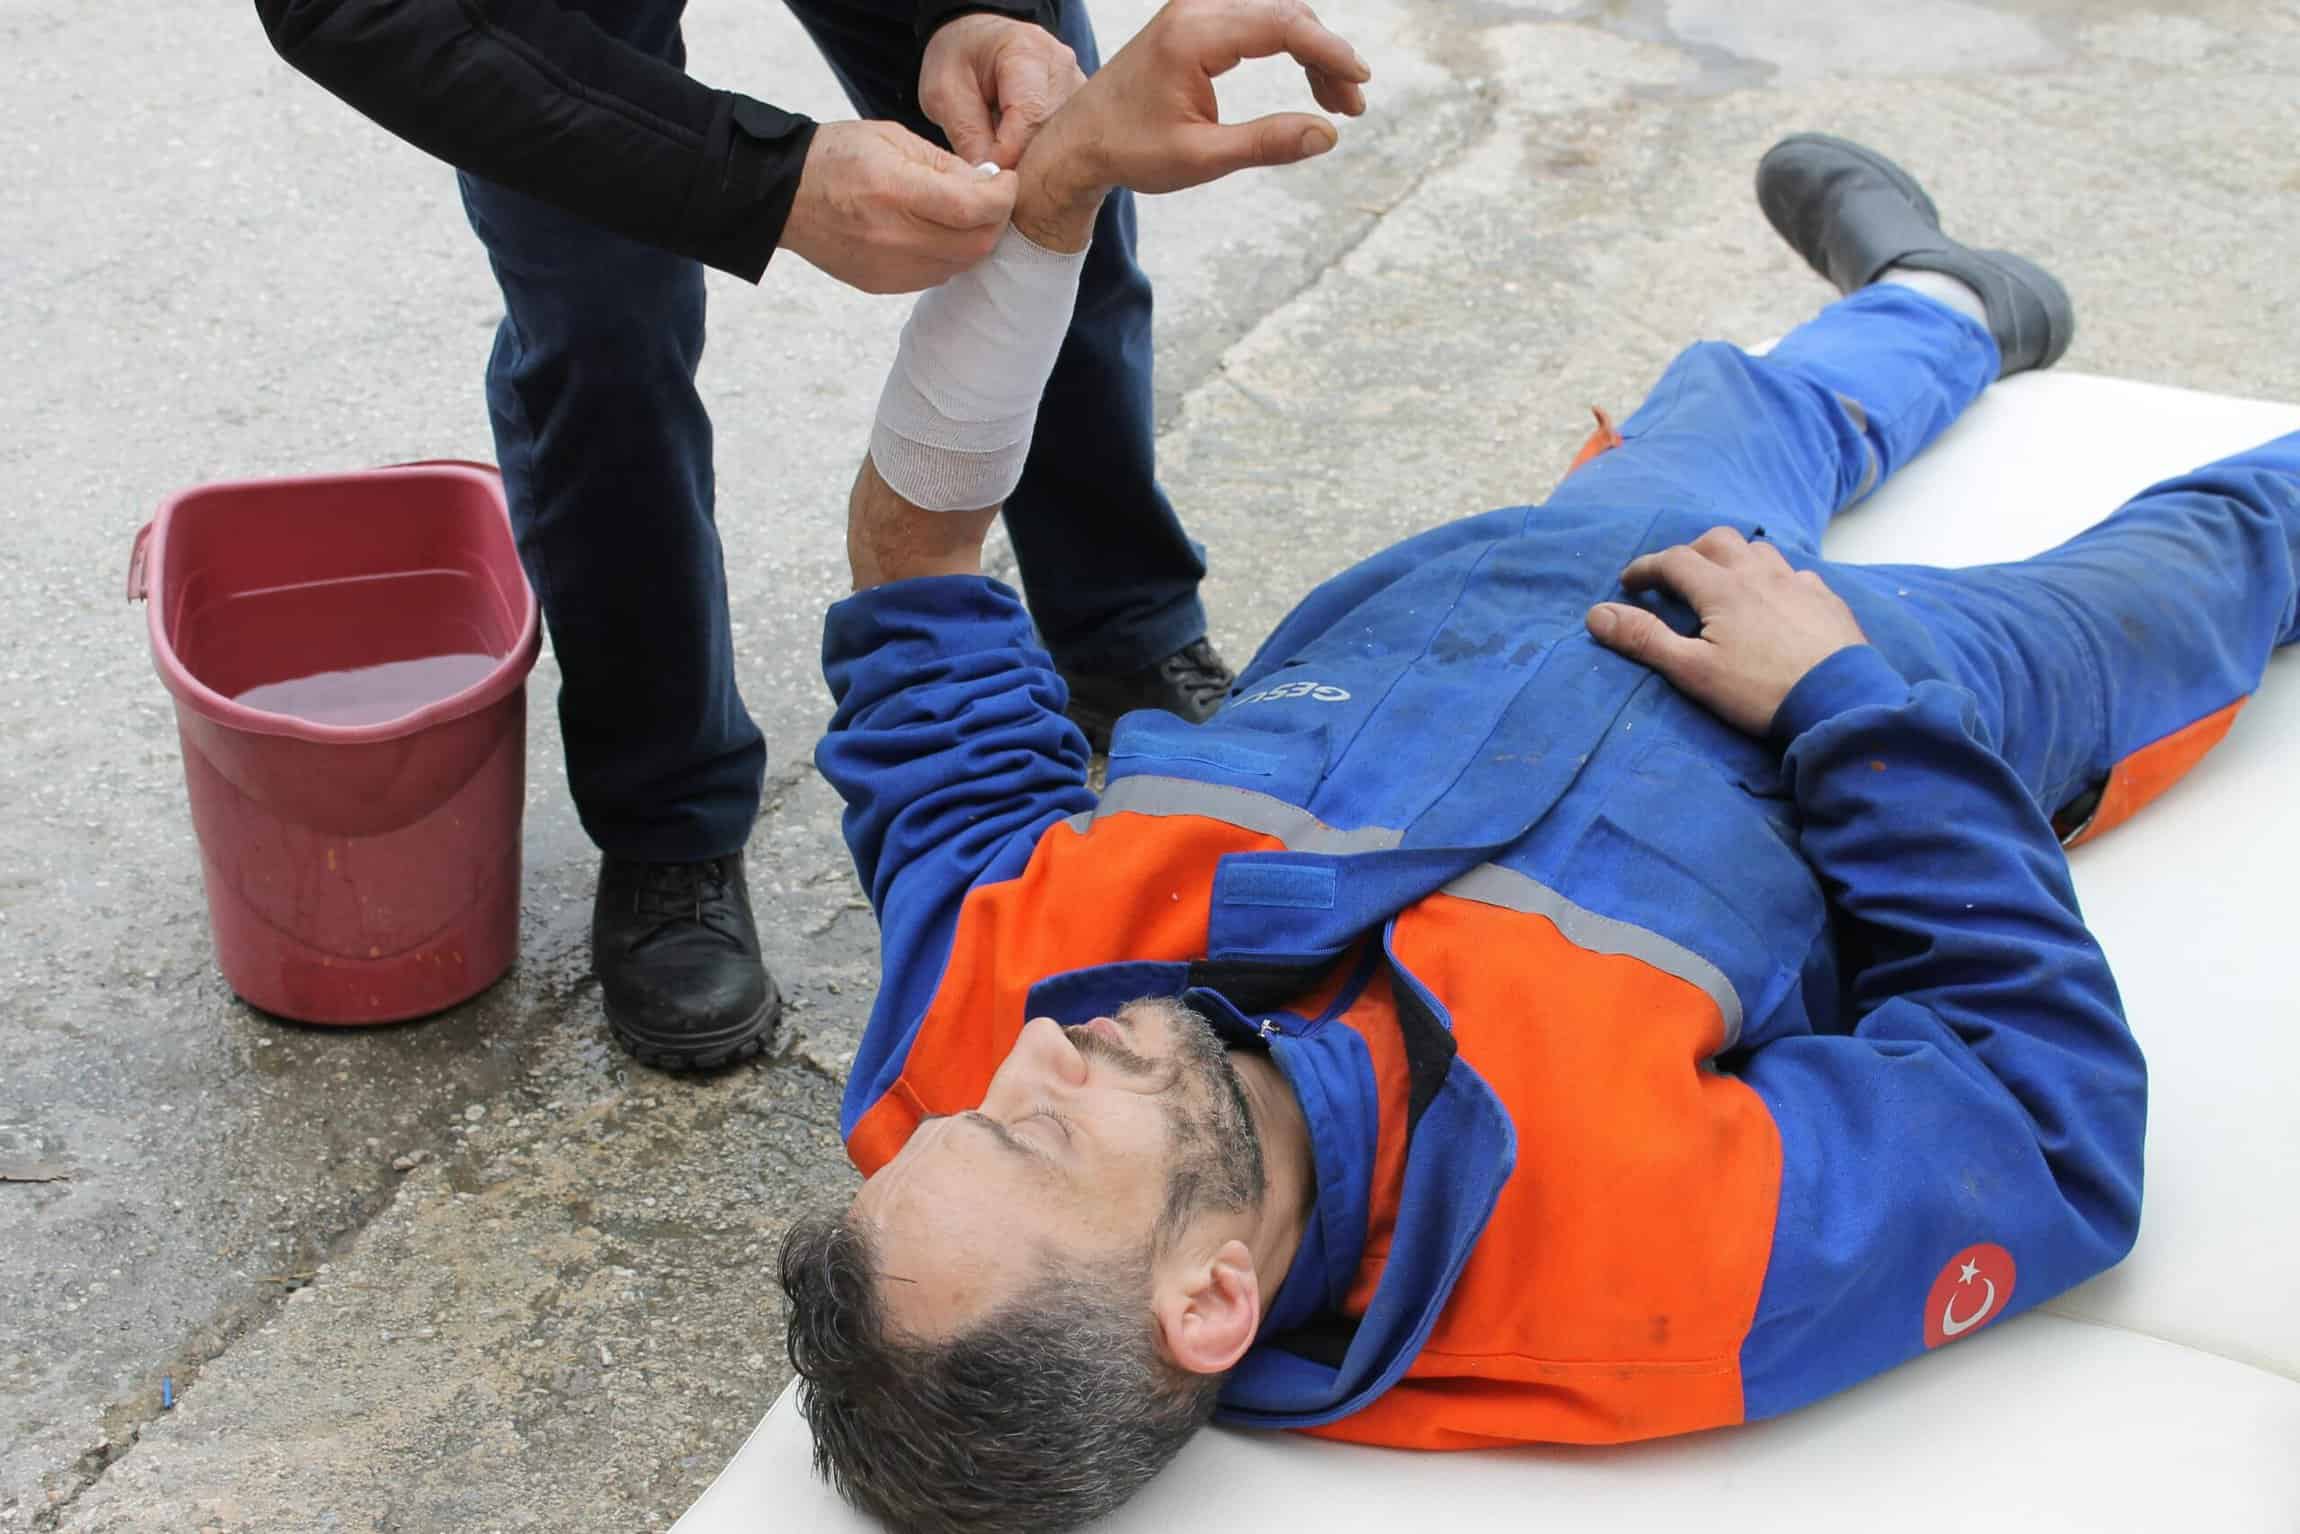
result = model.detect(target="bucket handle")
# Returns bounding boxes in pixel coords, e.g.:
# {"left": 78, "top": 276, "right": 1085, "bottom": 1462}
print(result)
{"left": 126, "top": 522, "right": 153, "bottom": 603}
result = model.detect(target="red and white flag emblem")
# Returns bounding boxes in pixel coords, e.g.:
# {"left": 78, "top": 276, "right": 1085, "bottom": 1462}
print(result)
{"left": 1923, "top": 1243, "right": 2017, "bottom": 1349}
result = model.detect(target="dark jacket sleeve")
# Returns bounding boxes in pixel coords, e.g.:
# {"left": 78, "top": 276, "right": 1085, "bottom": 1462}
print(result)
{"left": 253, "top": 0, "right": 816, "bottom": 281}
{"left": 915, "top": 0, "right": 1061, "bottom": 42}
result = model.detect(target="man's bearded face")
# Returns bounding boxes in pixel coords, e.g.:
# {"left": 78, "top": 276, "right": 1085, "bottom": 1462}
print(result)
{"left": 848, "top": 997, "right": 1267, "bottom": 1341}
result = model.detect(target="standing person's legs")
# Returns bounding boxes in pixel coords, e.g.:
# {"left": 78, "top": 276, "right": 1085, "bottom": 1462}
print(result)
{"left": 460, "top": 0, "right": 778, "bottom": 1071}
{"left": 780, "top": 0, "right": 1225, "bottom": 745}
{"left": 460, "top": 0, "right": 761, "bottom": 864}
{"left": 1841, "top": 435, "right": 2300, "bottom": 841}
{"left": 459, "top": 188, "right": 763, "bottom": 861}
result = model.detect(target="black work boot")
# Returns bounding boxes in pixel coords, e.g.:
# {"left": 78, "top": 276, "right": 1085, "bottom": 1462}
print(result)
{"left": 1755, "top": 132, "right": 2074, "bottom": 377}
{"left": 1060, "top": 638, "right": 1235, "bottom": 754}
{"left": 593, "top": 851, "right": 781, "bottom": 1072}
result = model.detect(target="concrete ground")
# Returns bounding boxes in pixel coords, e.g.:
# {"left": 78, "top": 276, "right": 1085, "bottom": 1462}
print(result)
{"left": 2, "top": 0, "right": 2295, "bottom": 1528}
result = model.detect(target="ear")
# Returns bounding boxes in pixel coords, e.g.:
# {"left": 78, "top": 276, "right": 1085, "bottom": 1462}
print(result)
{"left": 1151, "top": 1238, "right": 1262, "bottom": 1376}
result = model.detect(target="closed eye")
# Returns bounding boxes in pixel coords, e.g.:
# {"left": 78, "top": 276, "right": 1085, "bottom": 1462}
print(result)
{"left": 960, "top": 1110, "right": 1063, "bottom": 1169}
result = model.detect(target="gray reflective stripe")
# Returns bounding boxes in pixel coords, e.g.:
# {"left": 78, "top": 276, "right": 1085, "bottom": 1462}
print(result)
{"left": 1835, "top": 391, "right": 1881, "bottom": 505}
{"left": 1850, "top": 445, "right": 1880, "bottom": 505}
{"left": 1066, "top": 775, "right": 1740, "bottom": 1046}
{"left": 1066, "top": 774, "right": 1402, "bottom": 854}
{"left": 1442, "top": 864, "right": 1745, "bottom": 1049}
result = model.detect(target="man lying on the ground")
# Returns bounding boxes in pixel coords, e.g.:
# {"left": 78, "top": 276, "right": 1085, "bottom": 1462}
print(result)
{"left": 775, "top": 11, "right": 2300, "bottom": 1527}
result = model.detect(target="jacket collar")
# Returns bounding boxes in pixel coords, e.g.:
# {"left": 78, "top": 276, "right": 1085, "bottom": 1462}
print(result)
{"left": 1023, "top": 947, "right": 1517, "bottom": 1433}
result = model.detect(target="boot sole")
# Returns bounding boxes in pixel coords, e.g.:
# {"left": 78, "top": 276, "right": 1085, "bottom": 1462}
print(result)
{"left": 1984, "top": 247, "right": 2075, "bottom": 372}
{"left": 606, "top": 981, "right": 784, "bottom": 1073}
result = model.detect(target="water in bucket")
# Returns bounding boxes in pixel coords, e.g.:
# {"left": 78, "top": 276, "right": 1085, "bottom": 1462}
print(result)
{"left": 237, "top": 653, "right": 502, "bottom": 727}
{"left": 185, "top": 568, "right": 504, "bottom": 728}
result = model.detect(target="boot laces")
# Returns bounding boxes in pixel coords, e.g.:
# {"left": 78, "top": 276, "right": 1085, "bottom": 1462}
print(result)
{"left": 632, "top": 858, "right": 744, "bottom": 947}
{"left": 1156, "top": 638, "right": 1233, "bottom": 709}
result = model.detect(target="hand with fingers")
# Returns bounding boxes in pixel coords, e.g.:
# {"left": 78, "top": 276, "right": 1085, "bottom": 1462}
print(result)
{"left": 1585, "top": 526, "right": 1871, "bottom": 738}
{"left": 1015, "top": 0, "right": 1372, "bottom": 229}
{"left": 919, "top": 12, "right": 1088, "bottom": 171}
{"left": 778, "top": 119, "right": 1020, "bottom": 295}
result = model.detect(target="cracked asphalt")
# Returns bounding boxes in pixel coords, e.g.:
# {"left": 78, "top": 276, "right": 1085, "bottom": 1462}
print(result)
{"left": 3, "top": 0, "right": 2295, "bottom": 1528}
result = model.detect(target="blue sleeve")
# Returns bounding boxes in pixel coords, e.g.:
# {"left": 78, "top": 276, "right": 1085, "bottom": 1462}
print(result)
{"left": 815, "top": 575, "right": 1096, "bottom": 1133}
{"left": 1737, "top": 645, "right": 2147, "bottom": 1419}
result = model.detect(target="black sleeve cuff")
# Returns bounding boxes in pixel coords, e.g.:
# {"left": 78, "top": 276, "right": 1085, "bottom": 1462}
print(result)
{"left": 914, "top": 0, "right": 1061, "bottom": 42}
{"left": 685, "top": 94, "right": 818, "bottom": 284}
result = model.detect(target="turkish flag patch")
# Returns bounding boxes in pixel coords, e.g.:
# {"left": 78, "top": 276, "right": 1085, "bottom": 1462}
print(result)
{"left": 1923, "top": 1242, "right": 2018, "bottom": 1349}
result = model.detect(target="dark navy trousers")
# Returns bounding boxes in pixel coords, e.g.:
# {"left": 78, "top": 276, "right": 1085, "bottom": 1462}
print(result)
{"left": 459, "top": 0, "right": 1205, "bottom": 862}
{"left": 1551, "top": 283, "right": 2300, "bottom": 831}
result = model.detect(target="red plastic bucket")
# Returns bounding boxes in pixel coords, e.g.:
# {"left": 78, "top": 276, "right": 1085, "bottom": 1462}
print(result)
{"left": 129, "top": 462, "right": 542, "bottom": 1024}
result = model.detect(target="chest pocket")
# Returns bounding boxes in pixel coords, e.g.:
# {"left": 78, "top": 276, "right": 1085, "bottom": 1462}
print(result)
{"left": 1558, "top": 738, "right": 1825, "bottom": 1046}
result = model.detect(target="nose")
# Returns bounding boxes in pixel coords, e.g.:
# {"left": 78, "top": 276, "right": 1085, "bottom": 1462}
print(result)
{"left": 1012, "top": 1015, "right": 1090, "bottom": 1089}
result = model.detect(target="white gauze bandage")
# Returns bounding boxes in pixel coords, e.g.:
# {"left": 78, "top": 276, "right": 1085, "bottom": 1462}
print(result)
{"left": 868, "top": 224, "right": 1089, "bottom": 512}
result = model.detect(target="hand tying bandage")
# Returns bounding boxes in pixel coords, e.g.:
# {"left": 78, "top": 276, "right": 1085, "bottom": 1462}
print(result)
{"left": 867, "top": 224, "right": 1089, "bottom": 513}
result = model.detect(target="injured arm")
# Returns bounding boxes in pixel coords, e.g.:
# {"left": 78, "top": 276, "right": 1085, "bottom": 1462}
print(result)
{"left": 860, "top": 157, "right": 1102, "bottom": 528}
{"left": 846, "top": 0, "right": 1370, "bottom": 590}
{"left": 844, "top": 138, "right": 1105, "bottom": 589}
{"left": 825, "top": 0, "right": 1371, "bottom": 1136}
{"left": 823, "top": 122, "right": 1109, "bottom": 1124}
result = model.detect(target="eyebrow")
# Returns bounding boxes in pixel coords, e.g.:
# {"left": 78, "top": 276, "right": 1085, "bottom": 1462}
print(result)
{"left": 958, "top": 1111, "right": 1052, "bottom": 1168}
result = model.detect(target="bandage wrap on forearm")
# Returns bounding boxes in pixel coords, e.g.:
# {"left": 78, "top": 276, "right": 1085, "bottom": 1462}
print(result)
{"left": 869, "top": 225, "right": 1088, "bottom": 512}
